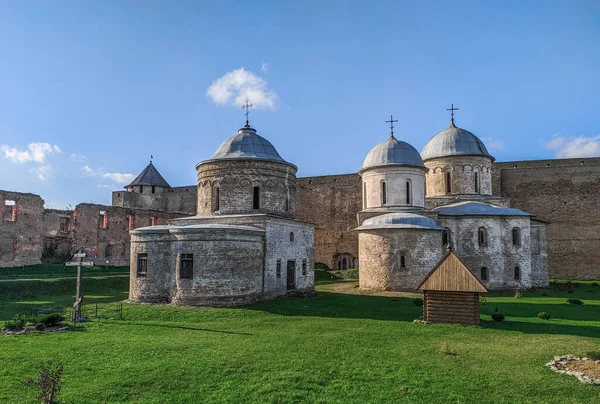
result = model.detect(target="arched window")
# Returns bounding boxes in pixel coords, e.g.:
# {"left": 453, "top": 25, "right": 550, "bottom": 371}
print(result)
{"left": 253, "top": 186, "right": 260, "bottom": 209}
{"left": 400, "top": 255, "right": 406, "bottom": 268}
{"left": 363, "top": 183, "right": 367, "bottom": 209}
{"left": 478, "top": 227, "right": 487, "bottom": 247}
{"left": 445, "top": 171, "right": 452, "bottom": 194}
{"left": 442, "top": 229, "right": 449, "bottom": 247}
{"left": 514, "top": 266, "right": 521, "bottom": 280}
{"left": 512, "top": 227, "right": 521, "bottom": 246}
{"left": 290, "top": 232, "right": 295, "bottom": 242}
{"left": 382, "top": 182, "right": 387, "bottom": 205}
{"left": 480, "top": 267, "right": 488, "bottom": 281}
{"left": 474, "top": 172, "right": 479, "bottom": 194}
{"left": 406, "top": 180, "right": 411, "bottom": 204}
{"left": 342, "top": 258, "right": 347, "bottom": 270}
{"left": 212, "top": 187, "right": 220, "bottom": 212}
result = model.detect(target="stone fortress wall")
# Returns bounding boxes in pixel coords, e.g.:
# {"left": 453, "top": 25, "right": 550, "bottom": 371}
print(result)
{"left": 1, "top": 156, "right": 600, "bottom": 280}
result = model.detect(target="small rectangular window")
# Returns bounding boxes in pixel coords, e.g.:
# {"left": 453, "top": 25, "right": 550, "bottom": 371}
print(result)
{"left": 98, "top": 211, "right": 108, "bottom": 229}
{"left": 59, "top": 217, "right": 70, "bottom": 233}
{"left": 302, "top": 259, "right": 307, "bottom": 275}
{"left": 400, "top": 255, "right": 406, "bottom": 269}
{"left": 137, "top": 253, "right": 148, "bottom": 278}
{"left": 127, "top": 214, "right": 135, "bottom": 230}
{"left": 276, "top": 259, "right": 281, "bottom": 278}
{"left": 151, "top": 185, "right": 156, "bottom": 194}
{"left": 180, "top": 253, "right": 193, "bottom": 279}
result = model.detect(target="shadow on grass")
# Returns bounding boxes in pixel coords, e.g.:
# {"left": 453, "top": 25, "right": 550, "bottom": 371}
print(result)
{"left": 480, "top": 319, "right": 600, "bottom": 338}
{"left": 480, "top": 301, "right": 600, "bottom": 322}
{"left": 109, "top": 321, "right": 253, "bottom": 336}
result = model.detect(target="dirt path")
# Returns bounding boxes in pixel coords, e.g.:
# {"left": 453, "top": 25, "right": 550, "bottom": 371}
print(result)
{"left": 0, "top": 274, "right": 129, "bottom": 283}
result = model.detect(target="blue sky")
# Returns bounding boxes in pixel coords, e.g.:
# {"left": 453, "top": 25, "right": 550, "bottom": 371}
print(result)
{"left": 1, "top": 1, "right": 599, "bottom": 209}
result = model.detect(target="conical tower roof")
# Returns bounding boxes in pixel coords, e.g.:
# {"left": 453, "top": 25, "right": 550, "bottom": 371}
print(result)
{"left": 125, "top": 162, "right": 171, "bottom": 189}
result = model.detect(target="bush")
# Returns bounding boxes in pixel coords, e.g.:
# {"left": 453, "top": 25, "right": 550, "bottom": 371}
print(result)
{"left": 586, "top": 351, "right": 600, "bottom": 361}
{"left": 537, "top": 312, "right": 551, "bottom": 320}
{"left": 491, "top": 313, "right": 505, "bottom": 322}
{"left": 440, "top": 341, "right": 457, "bottom": 356}
{"left": 35, "top": 323, "right": 46, "bottom": 332}
{"left": 567, "top": 298, "right": 583, "bottom": 305}
{"left": 413, "top": 298, "right": 423, "bottom": 307}
{"left": 514, "top": 290, "right": 523, "bottom": 299}
{"left": 38, "top": 313, "right": 65, "bottom": 328}
{"left": 21, "top": 361, "right": 64, "bottom": 404}
{"left": 541, "top": 291, "right": 549, "bottom": 296}
{"left": 592, "top": 282, "right": 599, "bottom": 287}
{"left": 4, "top": 314, "right": 26, "bottom": 331}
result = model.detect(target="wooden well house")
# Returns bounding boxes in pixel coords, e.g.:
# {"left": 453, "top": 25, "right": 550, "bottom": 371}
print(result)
{"left": 417, "top": 251, "right": 487, "bottom": 325}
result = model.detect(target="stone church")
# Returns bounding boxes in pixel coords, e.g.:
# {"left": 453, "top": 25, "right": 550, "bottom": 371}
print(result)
{"left": 355, "top": 116, "right": 548, "bottom": 291}
{"left": 128, "top": 120, "right": 315, "bottom": 306}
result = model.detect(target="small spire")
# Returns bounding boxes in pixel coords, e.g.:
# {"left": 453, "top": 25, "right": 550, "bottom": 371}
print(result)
{"left": 385, "top": 115, "right": 398, "bottom": 138}
{"left": 242, "top": 99, "right": 253, "bottom": 127}
{"left": 447, "top": 103, "right": 459, "bottom": 126}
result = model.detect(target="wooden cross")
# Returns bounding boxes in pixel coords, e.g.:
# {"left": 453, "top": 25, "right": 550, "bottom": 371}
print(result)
{"left": 447, "top": 104, "right": 459, "bottom": 122}
{"left": 386, "top": 115, "right": 398, "bottom": 136}
{"left": 242, "top": 99, "right": 253, "bottom": 126}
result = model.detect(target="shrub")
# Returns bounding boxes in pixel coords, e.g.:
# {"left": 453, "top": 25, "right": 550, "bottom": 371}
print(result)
{"left": 413, "top": 298, "right": 423, "bottom": 307}
{"left": 21, "top": 361, "right": 64, "bottom": 404}
{"left": 4, "top": 314, "right": 26, "bottom": 331}
{"left": 537, "top": 312, "right": 551, "bottom": 320}
{"left": 491, "top": 313, "right": 505, "bottom": 322}
{"left": 567, "top": 298, "right": 583, "bottom": 305}
{"left": 35, "top": 323, "right": 46, "bottom": 332}
{"left": 541, "top": 291, "right": 549, "bottom": 296}
{"left": 586, "top": 351, "right": 600, "bottom": 361}
{"left": 549, "top": 326, "right": 556, "bottom": 335}
{"left": 592, "top": 282, "right": 599, "bottom": 287}
{"left": 514, "top": 290, "right": 523, "bottom": 299}
{"left": 38, "top": 313, "right": 65, "bottom": 328}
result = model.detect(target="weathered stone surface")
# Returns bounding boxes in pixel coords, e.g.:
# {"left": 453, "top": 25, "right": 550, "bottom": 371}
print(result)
{"left": 112, "top": 185, "right": 197, "bottom": 215}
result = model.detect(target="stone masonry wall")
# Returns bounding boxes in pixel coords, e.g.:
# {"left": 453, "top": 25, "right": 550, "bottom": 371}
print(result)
{"left": 495, "top": 157, "right": 600, "bottom": 279}
{"left": 424, "top": 155, "right": 493, "bottom": 197}
{"left": 0, "top": 190, "right": 45, "bottom": 267}
{"left": 112, "top": 185, "right": 197, "bottom": 215}
{"left": 296, "top": 174, "right": 362, "bottom": 269}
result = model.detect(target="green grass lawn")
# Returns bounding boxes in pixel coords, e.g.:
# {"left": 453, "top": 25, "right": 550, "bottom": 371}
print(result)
{"left": 0, "top": 268, "right": 599, "bottom": 403}
{"left": 0, "top": 264, "right": 129, "bottom": 280}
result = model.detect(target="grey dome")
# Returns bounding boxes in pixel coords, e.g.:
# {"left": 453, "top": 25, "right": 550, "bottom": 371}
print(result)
{"left": 205, "top": 125, "right": 289, "bottom": 164}
{"left": 433, "top": 201, "right": 533, "bottom": 217}
{"left": 361, "top": 135, "right": 425, "bottom": 171}
{"left": 421, "top": 121, "right": 494, "bottom": 161}
{"left": 356, "top": 212, "right": 445, "bottom": 230}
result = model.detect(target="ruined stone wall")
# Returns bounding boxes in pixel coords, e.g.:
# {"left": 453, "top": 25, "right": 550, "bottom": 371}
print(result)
{"left": 358, "top": 229, "right": 444, "bottom": 291}
{"left": 495, "top": 157, "right": 600, "bottom": 280}
{"left": 72, "top": 203, "right": 184, "bottom": 266}
{"left": 0, "top": 190, "right": 45, "bottom": 267}
{"left": 112, "top": 185, "right": 196, "bottom": 215}
{"left": 196, "top": 160, "right": 297, "bottom": 218}
{"left": 296, "top": 174, "right": 361, "bottom": 269}
{"left": 42, "top": 209, "right": 75, "bottom": 262}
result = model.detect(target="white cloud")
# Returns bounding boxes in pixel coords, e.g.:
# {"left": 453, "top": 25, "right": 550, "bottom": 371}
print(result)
{"left": 261, "top": 63, "right": 269, "bottom": 73}
{"left": 70, "top": 153, "right": 86, "bottom": 163}
{"left": 103, "top": 172, "right": 135, "bottom": 183}
{"left": 545, "top": 134, "right": 600, "bottom": 158}
{"left": 97, "top": 184, "right": 111, "bottom": 189}
{"left": 206, "top": 67, "right": 279, "bottom": 111}
{"left": 30, "top": 165, "right": 52, "bottom": 181}
{"left": 482, "top": 137, "right": 504, "bottom": 152}
{"left": 0, "top": 142, "right": 62, "bottom": 163}
{"left": 81, "top": 165, "right": 134, "bottom": 184}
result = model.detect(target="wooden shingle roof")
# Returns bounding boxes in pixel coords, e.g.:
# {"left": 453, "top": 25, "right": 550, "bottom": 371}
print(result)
{"left": 417, "top": 250, "right": 487, "bottom": 293}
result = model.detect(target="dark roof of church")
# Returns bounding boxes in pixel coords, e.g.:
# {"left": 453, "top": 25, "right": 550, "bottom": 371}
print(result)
{"left": 125, "top": 162, "right": 171, "bottom": 188}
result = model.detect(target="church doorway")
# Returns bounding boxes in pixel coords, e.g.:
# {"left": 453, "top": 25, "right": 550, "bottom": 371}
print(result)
{"left": 333, "top": 253, "right": 355, "bottom": 270}
{"left": 287, "top": 260, "right": 296, "bottom": 290}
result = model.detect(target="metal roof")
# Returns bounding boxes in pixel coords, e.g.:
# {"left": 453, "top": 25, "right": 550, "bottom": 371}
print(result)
{"left": 355, "top": 212, "right": 445, "bottom": 231}
{"left": 361, "top": 135, "right": 425, "bottom": 171}
{"left": 126, "top": 162, "right": 171, "bottom": 188}
{"left": 421, "top": 121, "right": 494, "bottom": 161}
{"left": 433, "top": 201, "right": 533, "bottom": 217}
{"left": 204, "top": 125, "right": 289, "bottom": 164}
